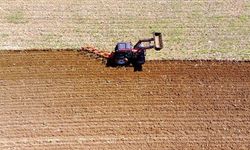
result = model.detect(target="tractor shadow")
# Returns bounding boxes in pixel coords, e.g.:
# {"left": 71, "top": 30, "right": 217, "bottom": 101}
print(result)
{"left": 105, "top": 62, "right": 143, "bottom": 72}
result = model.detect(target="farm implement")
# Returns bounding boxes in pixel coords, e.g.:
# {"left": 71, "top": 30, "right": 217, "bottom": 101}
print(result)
{"left": 82, "top": 32, "right": 163, "bottom": 71}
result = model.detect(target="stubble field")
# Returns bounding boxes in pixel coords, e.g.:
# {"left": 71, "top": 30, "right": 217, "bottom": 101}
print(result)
{"left": 0, "top": 50, "right": 249, "bottom": 149}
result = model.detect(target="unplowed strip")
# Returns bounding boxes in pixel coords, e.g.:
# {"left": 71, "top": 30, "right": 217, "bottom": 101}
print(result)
{"left": 0, "top": 50, "right": 249, "bottom": 149}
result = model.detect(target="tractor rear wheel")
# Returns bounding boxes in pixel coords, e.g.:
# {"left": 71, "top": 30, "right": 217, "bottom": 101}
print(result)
{"left": 106, "top": 58, "right": 114, "bottom": 67}
{"left": 133, "top": 63, "right": 142, "bottom": 71}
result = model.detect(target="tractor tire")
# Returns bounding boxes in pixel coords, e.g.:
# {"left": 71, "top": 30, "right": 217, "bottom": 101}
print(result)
{"left": 133, "top": 63, "right": 143, "bottom": 72}
{"left": 106, "top": 58, "right": 113, "bottom": 67}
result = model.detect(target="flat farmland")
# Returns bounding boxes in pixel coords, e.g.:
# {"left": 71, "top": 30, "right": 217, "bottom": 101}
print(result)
{"left": 0, "top": 0, "right": 250, "bottom": 60}
{"left": 0, "top": 50, "right": 249, "bottom": 149}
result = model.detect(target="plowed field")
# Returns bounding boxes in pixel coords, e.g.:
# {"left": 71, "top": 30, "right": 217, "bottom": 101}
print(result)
{"left": 0, "top": 50, "right": 249, "bottom": 149}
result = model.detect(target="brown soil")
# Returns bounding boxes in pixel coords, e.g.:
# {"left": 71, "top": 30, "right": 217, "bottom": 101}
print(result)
{"left": 0, "top": 50, "right": 249, "bottom": 149}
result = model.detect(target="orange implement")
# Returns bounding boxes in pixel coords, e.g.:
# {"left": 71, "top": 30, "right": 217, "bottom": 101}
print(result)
{"left": 81, "top": 47, "right": 111, "bottom": 59}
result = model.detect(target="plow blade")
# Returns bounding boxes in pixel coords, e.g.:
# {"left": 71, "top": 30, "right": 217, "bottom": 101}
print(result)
{"left": 81, "top": 47, "right": 111, "bottom": 59}
{"left": 154, "top": 32, "right": 163, "bottom": 50}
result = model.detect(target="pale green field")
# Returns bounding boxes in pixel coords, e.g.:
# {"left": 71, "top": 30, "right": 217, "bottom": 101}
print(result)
{"left": 0, "top": 0, "right": 249, "bottom": 60}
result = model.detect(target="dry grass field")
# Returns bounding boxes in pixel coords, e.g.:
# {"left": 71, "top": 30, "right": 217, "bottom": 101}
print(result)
{"left": 0, "top": 0, "right": 249, "bottom": 60}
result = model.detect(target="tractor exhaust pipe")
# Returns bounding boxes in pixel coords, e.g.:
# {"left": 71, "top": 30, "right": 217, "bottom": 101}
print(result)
{"left": 154, "top": 32, "right": 163, "bottom": 51}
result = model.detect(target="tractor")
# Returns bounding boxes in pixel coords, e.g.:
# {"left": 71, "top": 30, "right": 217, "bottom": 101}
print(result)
{"left": 106, "top": 32, "right": 163, "bottom": 71}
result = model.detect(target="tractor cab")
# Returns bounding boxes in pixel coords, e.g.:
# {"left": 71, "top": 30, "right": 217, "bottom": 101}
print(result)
{"left": 115, "top": 42, "right": 132, "bottom": 52}
{"left": 112, "top": 42, "right": 133, "bottom": 65}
